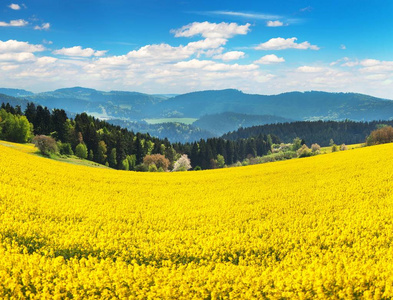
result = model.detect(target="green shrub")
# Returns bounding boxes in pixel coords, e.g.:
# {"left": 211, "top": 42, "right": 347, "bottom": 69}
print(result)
{"left": 33, "top": 135, "right": 58, "bottom": 156}
{"left": 75, "top": 143, "right": 88, "bottom": 159}
{"left": 58, "top": 142, "right": 73, "bottom": 156}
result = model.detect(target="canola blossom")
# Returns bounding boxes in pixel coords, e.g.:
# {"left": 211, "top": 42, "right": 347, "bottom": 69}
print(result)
{"left": 1, "top": 141, "right": 393, "bottom": 299}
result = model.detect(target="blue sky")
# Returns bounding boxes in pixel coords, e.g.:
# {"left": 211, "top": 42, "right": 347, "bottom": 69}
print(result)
{"left": 0, "top": 0, "right": 392, "bottom": 98}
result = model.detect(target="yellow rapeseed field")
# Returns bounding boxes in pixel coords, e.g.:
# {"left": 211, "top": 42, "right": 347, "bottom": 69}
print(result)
{"left": 1, "top": 141, "right": 393, "bottom": 299}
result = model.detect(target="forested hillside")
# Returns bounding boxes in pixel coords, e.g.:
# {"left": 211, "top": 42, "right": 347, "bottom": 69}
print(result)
{"left": 2, "top": 88, "right": 393, "bottom": 143}
{"left": 0, "top": 102, "right": 276, "bottom": 170}
{"left": 222, "top": 120, "right": 393, "bottom": 146}
{"left": 193, "top": 112, "right": 292, "bottom": 136}
{"left": 157, "top": 90, "right": 393, "bottom": 120}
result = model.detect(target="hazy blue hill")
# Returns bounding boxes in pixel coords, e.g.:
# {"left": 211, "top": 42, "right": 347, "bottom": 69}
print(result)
{"left": 0, "top": 93, "right": 30, "bottom": 109}
{"left": 25, "top": 87, "right": 168, "bottom": 119}
{"left": 0, "top": 88, "right": 34, "bottom": 97}
{"left": 193, "top": 112, "right": 292, "bottom": 136}
{"left": 15, "top": 87, "right": 393, "bottom": 122}
{"left": 158, "top": 89, "right": 246, "bottom": 117}
{"left": 108, "top": 119, "right": 215, "bottom": 143}
{"left": 264, "top": 91, "right": 393, "bottom": 121}
{"left": 157, "top": 90, "right": 393, "bottom": 121}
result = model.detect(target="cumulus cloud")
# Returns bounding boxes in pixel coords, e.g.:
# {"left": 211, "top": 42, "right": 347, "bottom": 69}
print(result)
{"left": 53, "top": 46, "right": 107, "bottom": 57}
{"left": 297, "top": 66, "right": 325, "bottom": 73}
{"left": 186, "top": 38, "right": 227, "bottom": 50}
{"left": 203, "top": 62, "right": 258, "bottom": 72}
{"left": 92, "top": 43, "right": 193, "bottom": 68}
{"left": 8, "top": 3, "right": 21, "bottom": 10}
{"left": 341, "top": 61, "right": 358, "bottom": 67}
{"left": 174, "top": 59, "right": 213, "bottom": 69}
{"left": 0, "top": 40, "right": 44, "bottom": 63}
{"left": 0, "top": 19, "right": 28, "bottom": 27}
{"left": 0, "top": 40, "right": 45, "bottom": 53}
{"left": 34, "top": 23, "right": 50, "bottom": 31}
{"left": 36, "top": 56, "right": 58, "bottom": 65}
{"left": 0, "top": 52, "right": 35, "bottom": 62}
{"left": 359, "top": 59, "right": 393, "bottom": 72}
{"left": 0, "top": 37, "right": 392, "bottom": 100}
{"left": 339, "top": 58, "right": 393, "bottom": 72}
{"left": 255, "top": 37, "right": 319, "bottom": 50}
{"left": 267, "top": 21, "right": 284, "bottom": 27}
{"left": 254, "top": 54, "right": 285, "bottom": 64}
{"left": 126, "top": 44, "right": 192, "bottom": 61}
{"left": 360, "top": 59, "right": 381, "bottom": 67}
{"left": 171, "top": 21, "right": 251, "bottom": 39}
{"left": 213, "top": 51, "right": 245, "bottom": 61}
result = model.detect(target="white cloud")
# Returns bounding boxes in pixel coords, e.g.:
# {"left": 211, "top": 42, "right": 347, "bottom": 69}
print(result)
{"left": 126, "top": 43, "right": 192, "bottom": 62}
{"left": 254, "top": 54, "right": 285, "bottom": 64}
{"left": 36, "top": 56, "right": 58, "bottom": 65}
{"left": 255, "top": 37, "right": 319, "bottom": 50}
{"left": 53, "top": 46, "right": 107, "bottom": 57}
{"left": 297, "top": 66, "right": 325, "bottom": 73}
{"left": 201, "top": 47, "right": 224, "bottom": 58}
{"left": 203, "top": 62, "right": 258, "bottom": 72}
{"left": 0, "top": 38, "right": 392, "bottom": 100}
{"left": 0, "top": 19, "right": 28, "bottom": 27}
{"left": 34, "top": 23, "right": 50, "bottom": 31}
{"left": 1, "top": 64, "right": 20, "bottom": 71}
{"left": 360, "top": 59, "right": 380, "bottom": 67}
{"left": 213, "top": 51, "right": 245, "bottom": 61}
{"left": 186, "top": 38, "right": 227, "bottom": 50}
{"left": 267, "top": 21, "right": 284, "bottom": 27}
{"left": 340, "top": 44, "right": 346, "bottom": 50}
{"left": 359, "top": 59, "right": 393, "bottom": 73}
{"left": 0, "top": 52, "right": 35, "bottom": 62}
{"left": 92, "top": 43, "right": 194, "bottom": 68}
{"left": 0, "top": 40, "right": 45, "bottom": 53}
{"left": 171, "top": 21, "right": 251, "bottom": 39}
{"left": 209, "top": 11, "right": 282, "bottom": 20}
{"left": 341, "top": 61, "right": 358, "bottom": 67}
{"left": 300, "top": 6, "right": 312, "bottom": 12}
{"left": 174, "top": 59, "right": 212, "bottom": 69}
{"left": 8, "top": 3, "right": 21, "bottom": 10}
{"left": 366, "top": 74, "right": 389, "bottom": 80}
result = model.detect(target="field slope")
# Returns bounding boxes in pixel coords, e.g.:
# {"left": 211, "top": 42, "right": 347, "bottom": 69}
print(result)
{"left": 1, "top": 143, "right": 393, "bottom": 298}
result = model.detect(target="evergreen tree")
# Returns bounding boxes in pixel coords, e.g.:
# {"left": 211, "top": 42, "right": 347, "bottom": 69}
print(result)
{"left": 35, "top": 105, "right": 51, "bottom": 135}
{"left": 50, "top": 109, "right": 68, "bottom": 142}
{"left": 24, "top": 102, "right": 37, "bottom": 125}
{"left": 108, "top": 148, "right": 117, "bottom": 168}
{"left": 96, "top": 141, "right": 108, "bottom": 164}
{"left": 88, "top": 149, "right": 94, "bottom": 161}
{"left": 134, "top": 136, "right": 143, "bottom": 165}
{"left": 190, "top": 142, "right": 199, "bottom": 168}
{"left": 225, "top": 140, "right": 234, "bottom": 165}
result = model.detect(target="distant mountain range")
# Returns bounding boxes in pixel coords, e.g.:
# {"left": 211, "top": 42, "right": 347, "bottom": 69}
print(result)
{"left": 161, "top": 89, "right": 393, "bottom": 121}
{"left": 193, "top": 112, "right": 292, "bottom": 136}
{"left": 1, "top": 87, "right": 393, "bottom": 142}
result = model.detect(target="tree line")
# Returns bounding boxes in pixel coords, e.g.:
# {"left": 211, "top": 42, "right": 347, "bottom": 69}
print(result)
{"left": 0, "top": 102, "right": 278, "bottom": 171}
{"left": 222, "top": 120, "right": 393, "bottom": 147}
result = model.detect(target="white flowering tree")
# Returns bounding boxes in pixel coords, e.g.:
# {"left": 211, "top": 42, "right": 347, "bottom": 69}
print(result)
{"left": 172, "top": 154, "right": 192, "bottom": 171}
